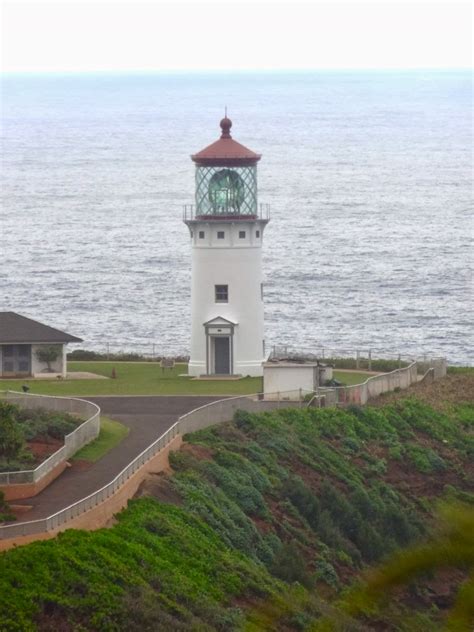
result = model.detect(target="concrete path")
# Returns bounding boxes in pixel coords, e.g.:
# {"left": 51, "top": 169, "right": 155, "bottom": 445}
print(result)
{"left": 13, "top": 396, "right": 222, "bottom": 521}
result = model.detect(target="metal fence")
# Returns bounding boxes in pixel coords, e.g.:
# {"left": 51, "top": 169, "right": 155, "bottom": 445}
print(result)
{"left": 311, "top": 359, "right": 445, "bottom": 408}
{"left": 0, "top": 392, "right": 100, "bottom": 485}
{"left": 269, "top": 346, "right": 447, "bottom": 372}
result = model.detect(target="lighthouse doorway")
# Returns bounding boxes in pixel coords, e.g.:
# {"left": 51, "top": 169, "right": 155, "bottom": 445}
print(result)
{"left": 213, "top": 336, "right": 230, "bottom": 374}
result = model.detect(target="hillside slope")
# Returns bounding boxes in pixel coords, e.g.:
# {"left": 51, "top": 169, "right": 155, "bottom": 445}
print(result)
{"left": 0, "top": 375, "right": 473, "bottom": 631}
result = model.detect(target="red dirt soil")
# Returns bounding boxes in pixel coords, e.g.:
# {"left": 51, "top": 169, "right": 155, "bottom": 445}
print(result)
{"left": 27, "top": 438, "right": 63, "bottom": 462}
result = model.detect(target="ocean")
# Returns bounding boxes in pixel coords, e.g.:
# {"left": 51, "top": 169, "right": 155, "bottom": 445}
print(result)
{"left": 1, "top": 71, "right": 472, "bottom": 364}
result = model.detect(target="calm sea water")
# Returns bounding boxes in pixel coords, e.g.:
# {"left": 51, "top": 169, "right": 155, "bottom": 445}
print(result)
{"left": 1, "top": 71, "right": 472, "bottom": 363}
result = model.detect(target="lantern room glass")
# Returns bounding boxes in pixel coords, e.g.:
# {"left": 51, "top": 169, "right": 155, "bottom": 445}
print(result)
{"left": 195, "top": 165, "right": 257, "bottom": 217}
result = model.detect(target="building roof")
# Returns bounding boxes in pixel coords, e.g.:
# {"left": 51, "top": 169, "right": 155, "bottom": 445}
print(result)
{"left": 0, "top": 312, "right": 83, "bottom": 344}
{"left": 191, "top": 117, "right": 261, "bottom": 167}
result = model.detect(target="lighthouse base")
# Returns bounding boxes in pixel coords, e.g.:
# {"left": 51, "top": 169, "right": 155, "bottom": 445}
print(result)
{"left": 188, "top": 359, "right": 264, "bottom": 378}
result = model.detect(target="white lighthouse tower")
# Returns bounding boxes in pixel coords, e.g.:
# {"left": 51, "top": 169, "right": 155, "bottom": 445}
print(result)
{"left": 184, "top": 115, "right": 269, "bottom": 377}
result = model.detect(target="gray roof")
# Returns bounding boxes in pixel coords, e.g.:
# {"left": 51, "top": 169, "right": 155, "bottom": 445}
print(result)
{"left": 0, "top": 312, "right": 83, "bottom": 344}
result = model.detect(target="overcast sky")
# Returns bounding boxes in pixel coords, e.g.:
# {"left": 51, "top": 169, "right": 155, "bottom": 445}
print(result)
{"left": 1, "top": 0, "right": 472, "bottom": 73}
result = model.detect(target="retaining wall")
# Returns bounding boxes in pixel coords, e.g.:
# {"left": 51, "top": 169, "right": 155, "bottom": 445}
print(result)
{"left": 179, "top": 395, "right": 303, "bottom": 434}
{"left": 316, "top": 359, "right": 444, "bottom": 408}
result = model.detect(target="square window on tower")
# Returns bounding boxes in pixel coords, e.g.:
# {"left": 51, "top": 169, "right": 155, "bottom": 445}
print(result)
{"left": 217, "top": 231, "right": 225, "bottom": 239}
{"left": 256, "top": 230, "right": 260, "bottom": 238}
{"left": 215, "top": 285, "right": 228, "bottom": 303}
{"left": 239, "top": 231, "right": 246, "bottom": 239}
{"left": 199, "top": 231, "right": 205, "bottom": 239}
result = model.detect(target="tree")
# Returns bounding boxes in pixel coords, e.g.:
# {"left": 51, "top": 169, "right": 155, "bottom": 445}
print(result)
{"left": 35, "top": 345, "right": 62, "bottom": 372}
{"left": 0, "top": 407, "right": 25, "bottom": 463}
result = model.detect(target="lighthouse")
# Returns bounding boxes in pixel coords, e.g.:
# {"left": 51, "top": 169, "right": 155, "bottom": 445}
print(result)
{"left": 184, "top": 115, "right": 269, "bottom": 377}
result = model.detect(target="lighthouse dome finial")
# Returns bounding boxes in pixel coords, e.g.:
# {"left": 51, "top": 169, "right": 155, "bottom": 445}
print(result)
{"left": 220, "top": 111, "right": 232, "bottom": 139}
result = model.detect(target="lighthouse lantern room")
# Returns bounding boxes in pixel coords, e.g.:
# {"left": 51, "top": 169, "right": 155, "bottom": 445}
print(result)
{"left": 184, "top": 116, "right": 269, "bottom": 377}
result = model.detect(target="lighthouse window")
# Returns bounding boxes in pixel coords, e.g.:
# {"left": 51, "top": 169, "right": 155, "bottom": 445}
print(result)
{"left": 239, "top": 231, "right": 246, "bottom": 239}
{"left": 217, "top": 231, "right": 225, "bottom": 239}
{"left": 256, "top": 230, "right": 260, "bottom": 238}
{"left": 199, "top": 231, "right": 205, "bottom": 239}
{"left": 215, "top": 285, "right": 228, "bottom": 303}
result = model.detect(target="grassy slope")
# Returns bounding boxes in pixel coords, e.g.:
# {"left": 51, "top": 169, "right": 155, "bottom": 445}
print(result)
{"left": 0, "top": 362, "right": 368, "bottom": 396}
{"left": 71, "top": 416, "right": 129, "bottom": 462}
{"left": 1, "top": 375, "right": 473, "bottom": 631}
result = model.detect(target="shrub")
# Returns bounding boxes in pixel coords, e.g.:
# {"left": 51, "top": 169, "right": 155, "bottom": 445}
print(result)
{"left": 0, "top": 490, "right": 15, "bottom": 522}
{"left": 0, "top": 408, "right": 25, "bottom": 463}
{"left": 314, "top": 559, "right": 339, "bottom": 588}
{"left": 388, "top": 444, "right": 404, "bottom": 460}
{"left": 407, "top": 445, "right": 447, "bottom": 473}
{"left": 270, "top": 542, "right": 312, "bottom": 587}
{"left": 282, "top": 477, "right": 320, "bottom": 529}
{"left": 233, "top": 409, "right": 256, "bottom": 432}
{"left": 342, "top": 436, "right": 361, "bottom": 454}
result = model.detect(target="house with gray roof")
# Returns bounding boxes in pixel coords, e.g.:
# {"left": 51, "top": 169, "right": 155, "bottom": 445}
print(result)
{"left": 0, "top": 312, "right": 82, "bottom": 378}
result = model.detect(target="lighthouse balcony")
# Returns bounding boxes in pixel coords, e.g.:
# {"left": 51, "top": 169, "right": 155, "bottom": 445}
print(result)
{"left": 183, "top": 203, "right": 270, "bottom": 223}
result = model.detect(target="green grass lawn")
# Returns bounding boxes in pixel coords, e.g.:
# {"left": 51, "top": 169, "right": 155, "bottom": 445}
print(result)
{"left": 71, "top": 416, "right": 129, "bottom": 462}
{"left": 334, "top": 370, "right": 378, "bottom": 386}
{"left": 0, "top": 362, "right": 372, "bottom": 397}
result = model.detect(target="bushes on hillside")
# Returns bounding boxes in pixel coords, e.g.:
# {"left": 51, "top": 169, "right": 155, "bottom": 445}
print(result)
{"left": 1, "top": 395, "right": 472, "bottom": 630}
{"left": 0, "top": 401, "right": 80, "bottom": 471}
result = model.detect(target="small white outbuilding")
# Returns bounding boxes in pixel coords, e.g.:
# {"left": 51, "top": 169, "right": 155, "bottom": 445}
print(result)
{"left": 263, "top": 361, "right": 333, "bottom": 399}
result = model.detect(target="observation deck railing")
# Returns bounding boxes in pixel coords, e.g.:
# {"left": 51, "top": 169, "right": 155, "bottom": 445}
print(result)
{"left": 183, "top": 203, "right": 270, "bottom": 222}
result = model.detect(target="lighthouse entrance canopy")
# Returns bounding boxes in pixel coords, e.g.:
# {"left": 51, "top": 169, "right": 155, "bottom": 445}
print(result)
{"left": 195, "top": 165, "right": 257, "bottom": 218}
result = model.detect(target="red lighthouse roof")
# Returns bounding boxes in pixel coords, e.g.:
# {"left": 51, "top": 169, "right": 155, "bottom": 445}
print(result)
{"left": 191, "top": 116, "right": 261, "bottom": 167}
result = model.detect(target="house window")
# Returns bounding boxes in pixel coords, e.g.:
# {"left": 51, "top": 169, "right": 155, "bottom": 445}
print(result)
{"left": 215, "top": 285, "right": 228, "bottom": 303}
{"left": 199, "top": 231, "right": 205, "bottom": 239}
{"left": 256, "top": 230, "right": 260, "bottom": 238}
{"left": 217, "top": 231, "right": 225, "bottom": 239}
{"left": 239, "top": 231, "right": 246, "bottom": 239}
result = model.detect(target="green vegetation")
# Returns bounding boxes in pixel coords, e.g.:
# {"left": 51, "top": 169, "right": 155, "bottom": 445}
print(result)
{"left": 0, "top": 491, "right": 14, "bottom": 522}
{"left": 34, "top": 345, "right": 62, "bottom": 372}
{"left": 1, "top": 387, "right": 473, "bottom": 630}
{"left": 1, "top": 362, "right": 262, "bottom": 396}
{"left": 0, "top": 500, "right": 281, "bottom": 632}
{"left": 447, "top": 366, "right": 474, "bottom": 375}
{"left": 0, "top": 401, "right": 80, "bottom": 472}
{"left": 313, "top": 503, "right": 474, "bottom": 631}
{"left": 324, "top": 370, "right": 372, "bottom": 386}
{"left": 72, "top": 416, "right": 129, "bottom": 462}
{"left": 323, "top": 357, "right": 410, "bottom": 372}
{"left": 0, "top": 361, "right": 370, "bottom": 396}
{"left": 67, "top": 349, "right": 189, "bottom": 362}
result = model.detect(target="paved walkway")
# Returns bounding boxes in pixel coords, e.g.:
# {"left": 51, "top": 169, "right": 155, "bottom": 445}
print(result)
{"left": 13, "top": 396, "right": 222, "bottom": 521}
